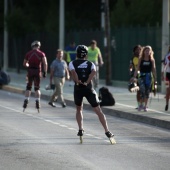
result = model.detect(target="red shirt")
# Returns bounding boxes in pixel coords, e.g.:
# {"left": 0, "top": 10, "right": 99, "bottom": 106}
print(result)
{"left": 25, "top": 49, "right": 45, "bottom": 71}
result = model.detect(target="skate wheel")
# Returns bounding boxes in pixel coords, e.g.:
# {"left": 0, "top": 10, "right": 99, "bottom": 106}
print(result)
{"left": 80, "top": 136, "right": 83, "bottom": 144}
{"left": 109, "top": 137, "right": 116, "bottom": 145}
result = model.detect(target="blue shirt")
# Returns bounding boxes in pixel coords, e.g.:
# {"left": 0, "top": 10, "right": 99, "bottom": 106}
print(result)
{"left": 50, "top": 58, "right": 67, "bottom": 77}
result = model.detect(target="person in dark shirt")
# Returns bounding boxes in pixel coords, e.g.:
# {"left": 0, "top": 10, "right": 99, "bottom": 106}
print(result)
{"left": 129, "top": 45, "right": 142, "bottom": 109}
{"left": 133, "top": 46, "right": 157, "bottom": 112}
{"left": 22, "top": 40, "right": 48, "bottom": 111}
{"left": 68, "top": 45, "right": 115, "bottom": 141}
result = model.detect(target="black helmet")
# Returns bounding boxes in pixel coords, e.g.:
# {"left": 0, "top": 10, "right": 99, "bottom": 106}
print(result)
{"left": 76, "top": 45, "right": 88, "bottom": 58}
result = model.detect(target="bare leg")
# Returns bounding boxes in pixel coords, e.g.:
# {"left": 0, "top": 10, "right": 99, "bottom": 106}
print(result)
{"left": 25, "top": 90, "right": 31, "bottom": 98}
{"left": 144, "top": 98, "right": 148, "bottom": 107}
{"left": 35, "top": 90, "right": 41, "bottom": 99}
{"left": 76, "top": 105, "right": 83, "bottom": 130}
{"left": 93, "top": 106, "right": 109, "bottom": 132}
{"left": 137, "top": 90, "right": 140, "bottom": 105}
{"left": 166, "top": 87, "right": 170, "bottom": 105}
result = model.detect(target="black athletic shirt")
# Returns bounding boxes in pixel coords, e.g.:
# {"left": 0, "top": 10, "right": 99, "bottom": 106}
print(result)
{"left": 140, "top": 59, "right": 152, "bottom": 73}
{"left": 69, "top": 59, "right": 96, "bottom": 88}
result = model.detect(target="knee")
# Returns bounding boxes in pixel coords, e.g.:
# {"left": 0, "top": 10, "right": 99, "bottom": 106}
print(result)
{"left": 26, "top": 86, "right": 32, "bottom": 91}
{"left": 34, "top": 87, "right": 40, "bottom": 91}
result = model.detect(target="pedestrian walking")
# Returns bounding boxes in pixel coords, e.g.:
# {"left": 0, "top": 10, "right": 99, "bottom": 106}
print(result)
{"left": 68, "top": 45, "right": 115, "bottom": 144}
{"left": 87, "top": 40, "right": 104, "bottom": 89}
{"left": 48, "top": 49, "right": 70, "bottom": 108}
{"left": 64, "top": 41, "right": 77, "bottom": 86}
{"left": 23, "top": 40, "right": 48, "bottom": 112}
{"left": 133, "top": 45, "right": 157, "bottom": 112}
{"left": 129, "top": 45, "right": 142, "bottom": 109}
{"left": 162, "top": 46, "right": 170, "bottom": 111}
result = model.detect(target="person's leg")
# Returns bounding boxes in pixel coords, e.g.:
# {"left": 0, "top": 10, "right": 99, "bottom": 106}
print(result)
{"left": 136, "top": 90, "right": 141, "bottom": 108}
{"left": 93, "top": 106, "right": 114, "bottom": 139}
{"left": 165, "top": 85, "right": 170, "bottom": 110}
{"left": 49, "top": 77, "right": 59, "bottom": 103}
{"left": 95, "top": 65, "right": 99, "bottom": 88}
{"left": 23, "top": 74, "right": 32, "bottom": 109}
{"left": 34, "top": 75, "right": 41, "bottom": 109}
{"left": 138, "top": 78, "right": 145, "bottom": 110}
{"left": 76, "top": 105, "right": 84, "bottom": 130}
{"left": 74, "top": 88, "right": 84, "bottom": 136}
{"left": 93, "top": 106, "right": 109, "bottom": 132}
{"left": 58, "top": 77, "right": 66, "bottom": 106}
{"left": 34, "top": 75, "right": 41, "bottom": 99}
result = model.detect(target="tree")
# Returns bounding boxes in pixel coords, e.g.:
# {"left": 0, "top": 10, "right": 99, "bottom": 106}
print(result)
{"left": 110, "top": 0, "right": 162, "bottom": 27}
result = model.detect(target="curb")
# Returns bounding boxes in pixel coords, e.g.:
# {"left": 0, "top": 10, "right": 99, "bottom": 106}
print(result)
{"left": 1, "top": 85, "right": 170, "bottom": 130}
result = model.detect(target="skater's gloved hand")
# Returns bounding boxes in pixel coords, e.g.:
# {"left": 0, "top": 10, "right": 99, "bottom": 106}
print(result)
{"left": 76, "top": 80, "right": 83, "bottom": 86}
{"left": 83, "top": 82, "right": 88, "bottom": 86}
{"left": 43, "top": 71, "right": 47, "bottom": 78}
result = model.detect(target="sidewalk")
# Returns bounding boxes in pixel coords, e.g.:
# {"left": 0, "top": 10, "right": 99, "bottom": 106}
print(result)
{"left": 1, "top": 71, "right": 170, "bottom": 130}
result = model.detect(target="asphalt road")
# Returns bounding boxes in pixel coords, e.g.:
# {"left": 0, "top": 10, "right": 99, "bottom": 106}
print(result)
{"left": 0, "top": 90, "right": 170, "bottom": 170}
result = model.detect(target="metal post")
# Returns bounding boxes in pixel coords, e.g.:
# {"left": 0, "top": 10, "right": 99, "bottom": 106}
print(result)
{"left": 104, "top": 0, "right": 112, "bottom": 85}
{"left": 101, "top": 0, "right": 105, "bottom": 30}
{"left": 3, "top": 0, "right": 8, "bottom": 71}
{"left": 161, "top": 0, "right": 169, "bottom": 93}
{"left": 59, "top": 0, "right": 65, "bottom": 49}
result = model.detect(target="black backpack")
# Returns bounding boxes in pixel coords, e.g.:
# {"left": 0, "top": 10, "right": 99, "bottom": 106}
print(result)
{"left": 98, "top": 87, "right": 115, "bottom": 106}
{"left": 0, "top": 71, "right": 10, "bottom": 85}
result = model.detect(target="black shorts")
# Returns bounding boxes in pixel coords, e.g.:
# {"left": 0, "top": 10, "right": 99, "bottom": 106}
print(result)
{"left": 74, "top": 86, "right": 99, "bottom": 107}
{"left": 166, "top": 72, "right": 170, "bottom": 81}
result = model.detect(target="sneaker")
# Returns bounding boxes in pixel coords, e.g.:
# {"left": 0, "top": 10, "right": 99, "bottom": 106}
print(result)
{"left": 36, "top": 100, "right": 40, "bottom": 109}
{"left": 48, "top": 102, "right": 56, "bottom": 107}
{"left": 165, "top": 104, "right": 168, "bottom": 111}
{"left": 62, "top": 103, "right": 66, "bottom": 108}
{"left": 144, "top": 106, "right": 148, "bottom": 112}
{"left": 23, "top": 99, "right": 28, "bottom": 109}
{"left": 105, "top": 131, "right": 114, "bottom": 138}
{"left": 77, "top": 130, "right": 84, "bottom": 136}
{"left": 138, "top": 105, "right": 143, "bottom": 111}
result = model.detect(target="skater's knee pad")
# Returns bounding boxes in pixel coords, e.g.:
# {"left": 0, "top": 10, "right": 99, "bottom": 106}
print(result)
{"left": 26, "top": 85, "right": 32, "bottom": 91}
{"left": 34, "top": 86, "right": 40, "bottom": 91}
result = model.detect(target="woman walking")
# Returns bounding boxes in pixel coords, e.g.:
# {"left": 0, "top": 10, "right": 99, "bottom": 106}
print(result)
{"left": 133, "top": 46, "right": 157, "bottom": 112}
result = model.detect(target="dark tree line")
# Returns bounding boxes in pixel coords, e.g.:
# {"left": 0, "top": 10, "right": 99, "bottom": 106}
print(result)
{"left": 0, "top": 0, "right": 162, "bottom": 37}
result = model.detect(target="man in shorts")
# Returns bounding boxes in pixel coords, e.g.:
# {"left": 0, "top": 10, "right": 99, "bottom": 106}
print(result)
{"left": 23, "top": 40, "right": 48, "bottom": 111}
{"left": 68, "top": 45, "right": 114, "bottom": 139}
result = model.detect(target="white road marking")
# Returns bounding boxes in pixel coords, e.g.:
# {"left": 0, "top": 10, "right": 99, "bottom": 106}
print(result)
{"left": 116, "top": 102, "right": 170, "bottom": 116}
{"left": 0, "top": 104, "right": 110, "bottom": 144}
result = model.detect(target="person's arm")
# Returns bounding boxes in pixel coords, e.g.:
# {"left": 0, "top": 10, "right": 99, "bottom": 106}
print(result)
{"left": 129, "top": 58, "right": 133, "bottom": 72}
{"left": 84, "top": 62, "right": 96, "bottom": 85}
{"left": 23, "top": 59, "right": 29, "bottom": 67}
{"left": 84, "top": 69, "right": 96, "bottom": 85}
{"left": 69, "top": 61, "right": 82, "bottom": 85}
{"left": 151, "top": 59, "right": 157, "bottom": 82}
{"left": 65, "top": 67, "right": 70, "bottom": 80}
{"left": 132, "top": 58, "right": 141, "bottom": 81}
{"left": 50, "top": 68, "right": 54, "bottom": 84}
{"left": 42, "top": 56, "right": 48, "bottom": 73}
{"left": 70, "top": 69, "right": 81, "bottom": 85}
{"left": 98, "top": 54, "right": 104, "bottom": 65}
{"left": 98, "top": 48, "right": 104, "bottom": 66}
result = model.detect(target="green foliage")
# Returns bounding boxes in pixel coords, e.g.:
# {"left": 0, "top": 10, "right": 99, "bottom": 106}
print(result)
{"left": 44, "top": 0, "right": 59, "bottom": 35}
{"left": 6, "top": 7, "right": 30, "bottom": 37}
{"left": 1, "top": 0, "right": 163, "bottom": 37}
{"left": 110, "top": 0, "right": 162, "bottom": 27}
